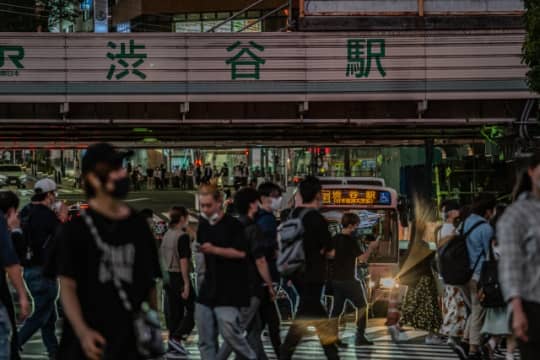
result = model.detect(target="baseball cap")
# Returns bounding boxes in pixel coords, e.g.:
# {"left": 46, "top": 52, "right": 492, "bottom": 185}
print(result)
{"left": 34, "top": 178, "right": 57, "bottom": 194}
{"left": 82, "top": 143, "right": 133, "bottom": 175}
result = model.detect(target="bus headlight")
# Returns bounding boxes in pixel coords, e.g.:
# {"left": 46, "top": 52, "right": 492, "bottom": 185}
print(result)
{"left": 380, "top": 277, "right": 397, "bottom": 289}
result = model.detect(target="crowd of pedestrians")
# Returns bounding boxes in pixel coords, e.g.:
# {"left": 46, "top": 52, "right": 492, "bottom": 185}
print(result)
{"left": 0, "top": 143, "right": 539, "bottom": 360}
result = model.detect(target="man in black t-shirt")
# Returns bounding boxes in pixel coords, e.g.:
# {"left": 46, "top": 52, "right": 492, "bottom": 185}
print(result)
{"left": 195, "top": 184, "right": 256, "bottom": 360}
{"left": 280, "top": 176, "right": 339, "bottom": 360}
{"left": 46, "top": 143, "right": 162, "bottom": 360}
{"left": 217, "top": 187, "right": 276, "bottom": 360}
{"left": 328, "top": 213, "right": 376, "bottom": 347}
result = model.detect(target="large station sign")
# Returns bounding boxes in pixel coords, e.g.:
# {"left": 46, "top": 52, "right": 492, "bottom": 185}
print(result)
{"left": 0, "top": 30, "right": 532, "bottom": 102}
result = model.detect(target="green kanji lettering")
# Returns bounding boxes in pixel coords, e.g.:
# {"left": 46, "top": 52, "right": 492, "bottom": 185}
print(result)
{"left": 106, "top": 39, "right": 147, "bottom": 80}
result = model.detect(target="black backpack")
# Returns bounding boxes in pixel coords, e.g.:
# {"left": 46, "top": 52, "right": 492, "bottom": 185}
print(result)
{"left": 439, "top": 219, "right": 486, "bottom": 286}
{"left": 478, "top": 245, "right": 505, "bottom": 308}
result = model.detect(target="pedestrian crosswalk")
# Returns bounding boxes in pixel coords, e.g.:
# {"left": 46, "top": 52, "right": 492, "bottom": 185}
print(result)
{"left": 17, "top": 188, "right": 83, "bottom": 197}
{"left": 18, "top": 324, "right": 523, "bottom": 360}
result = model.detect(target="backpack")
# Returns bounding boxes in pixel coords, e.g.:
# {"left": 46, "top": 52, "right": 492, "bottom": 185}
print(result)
{"left": 478, "top": 245, "right": 505, "bottom": 308}
{"left": 276, "top": 208, "right": 313, "bottom": 276}
{"left": 439, "top": 219, "right": 486, "bottom": 286}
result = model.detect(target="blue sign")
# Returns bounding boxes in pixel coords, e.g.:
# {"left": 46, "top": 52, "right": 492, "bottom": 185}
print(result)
{"left": 378, "top": 191, "right": 391, "bottom": 205}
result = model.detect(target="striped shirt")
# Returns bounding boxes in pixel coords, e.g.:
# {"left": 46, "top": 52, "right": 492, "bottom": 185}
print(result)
{"left": 497, "top": 193, "right": 540, "bottom": 304}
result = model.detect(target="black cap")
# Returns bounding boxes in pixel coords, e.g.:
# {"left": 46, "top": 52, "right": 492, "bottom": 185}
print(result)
{"left": 82, "top": 143, "right": 133, "bottom": 175}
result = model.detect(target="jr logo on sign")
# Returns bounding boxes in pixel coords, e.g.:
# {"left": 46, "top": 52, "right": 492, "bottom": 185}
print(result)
{"left": 346, "top": 39, "right": 386, "bottom": 78}
{"left": 0, "top": 45, "right": 24, "bottom": 76}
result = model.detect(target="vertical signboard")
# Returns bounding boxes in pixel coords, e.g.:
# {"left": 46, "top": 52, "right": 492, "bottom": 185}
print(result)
{"left": 94, "top": 0, "right": 108, "bottom": 33}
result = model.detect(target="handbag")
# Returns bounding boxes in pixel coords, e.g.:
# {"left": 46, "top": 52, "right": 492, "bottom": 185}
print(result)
{"left": 477, "top": 245, "right": 505, "bottom": 308}
{"left": 81, "top": 211, "right": 165, "bottom": 358}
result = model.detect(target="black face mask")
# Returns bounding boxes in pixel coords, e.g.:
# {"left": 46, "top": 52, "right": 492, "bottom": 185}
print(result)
{"left": 111, "top": 177, "right": 130, "bottom": 199}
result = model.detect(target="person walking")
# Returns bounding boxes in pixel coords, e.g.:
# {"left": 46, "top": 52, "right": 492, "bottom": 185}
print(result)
{"left": 463, "top": 194, "right": 496, "bottom": 360}
{"left": 280, "top": 176, "right": 339, "bottom": 360}
{"left": 195, "top": 184, "right": 256, "bottom": 360}
{"left": 18, "top": 179, "right": 60, "bottom": 359}
{"left": 160, "top": 206, "right": 195, "bottom": 358}
{"left": 217, "top": 187, "right": 275, "bottom": 360}
{"left": 481, "top": 204, "right": 516, "bottom": 360}
{"left": 146, "top": 167, "right": 154, "bottom": 190}
{"left": 0, "top": 191, "right": 30, "bottom": 360}
{"left": 497, "top": 152, "right": 540, "bottom": 360}
{"left": 45, "top": 143, "right": 162, "bottom": 360}
{"left": 328, "top": 213, "right": 375, "bottom": 347}
{"left": 437, "top": 201, "right": 468, "bottom": 345}
{"left": 256, "top": 182, "right": 283, "bottom": 357}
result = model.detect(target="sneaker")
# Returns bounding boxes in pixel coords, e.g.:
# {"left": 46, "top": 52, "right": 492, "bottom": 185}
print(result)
{"left": 355, "top": 335, "right": 374, "bottom": 346}
{"left": 168, "top": 338, "right": 188, "bottom": 355}
{"left": 388, "top": 325, "right": 400, "bottom": 342}
{"left": 449, "top": 341, "right": 469, "bottom": 360}
{"left": 425, "top": 335, "right": 446, "bottom": 345}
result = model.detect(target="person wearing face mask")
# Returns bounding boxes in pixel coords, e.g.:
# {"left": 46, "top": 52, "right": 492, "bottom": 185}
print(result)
{"left": 195, "top": 184, "right": 255, "bottom": 360}
{"left": 255, "top": 182, "right": 283, "bottom": 357}
{"left": 17, "top": 178, "right": 60, "bottom": 359}
{"left": 160, "top": 206, "right": 195, "bottom": 358}
{"left": 462, "top": 193, "right": 497, "bottom": 360}
{"left": 497, "top": 152, "right": 540, "bottom": 360}
{"left": 44, "top": 143, "right": 162, "bottom": 360}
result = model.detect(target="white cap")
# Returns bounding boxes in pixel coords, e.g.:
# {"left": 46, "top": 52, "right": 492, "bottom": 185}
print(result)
{"left": 34, "top": 178, "right": 57, "bottom": 194}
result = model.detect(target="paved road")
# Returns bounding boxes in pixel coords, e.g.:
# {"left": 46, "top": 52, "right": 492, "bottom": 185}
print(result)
{"left": 15, "top": 188, "right": 197, "bottom": 219}
{"left": 19, "top": 321, "right": 468, "bottom": 360}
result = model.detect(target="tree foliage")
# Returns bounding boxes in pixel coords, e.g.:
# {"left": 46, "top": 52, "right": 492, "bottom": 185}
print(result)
{"left": 523, "top": 0, "right": 540, "bottom": 93}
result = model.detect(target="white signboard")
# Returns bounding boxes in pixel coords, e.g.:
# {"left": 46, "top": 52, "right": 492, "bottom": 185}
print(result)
{"left": 0, "top": 30, "right": 532, "bottom": 102}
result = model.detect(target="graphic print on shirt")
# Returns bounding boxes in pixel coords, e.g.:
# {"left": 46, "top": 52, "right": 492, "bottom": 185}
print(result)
{"left": 98, "top": 243, "right": 136, "bottom": 284}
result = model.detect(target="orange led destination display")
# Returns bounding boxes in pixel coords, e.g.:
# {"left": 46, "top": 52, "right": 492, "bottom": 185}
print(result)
{"left": 322, "top": 189, "right": 392, "bottom": 206}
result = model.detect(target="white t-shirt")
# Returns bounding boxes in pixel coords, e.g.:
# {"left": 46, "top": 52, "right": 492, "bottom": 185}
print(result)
{"left": 439, "top": 223, "right": 456, "bottom": 239}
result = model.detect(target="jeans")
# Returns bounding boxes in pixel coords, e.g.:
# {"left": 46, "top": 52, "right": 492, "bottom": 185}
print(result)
{"left": 0, "top": 303, "right": 11, "bottom": 360}
{"left": 164, "top": 272, "right": 195, "bottom": 340}
{"left": 18, "top": 267, "right": 59, "bottom": 356}
{"left": 217, "top": 296, "right": 264, "bottom": 360}
{"left": 195, "top": 303, "right": 256, "bottom": 360}
{"left": 329, "top": 280, "right": 367, "bottom": 336}
{"left": 519, "top": 301, "right": 540, "bottom": 360}
{"left": 280, "top": 283, "right": 339, "bottom": 360}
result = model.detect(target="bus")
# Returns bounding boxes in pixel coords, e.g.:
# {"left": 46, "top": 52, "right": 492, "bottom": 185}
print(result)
{"left": 318, "top": 177, "right": 403, "bottom": 316}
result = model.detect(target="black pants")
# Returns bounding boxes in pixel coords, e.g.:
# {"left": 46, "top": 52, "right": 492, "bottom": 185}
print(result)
{"left": 519, "top": 301, "right": 540, "bottom": 360}
{"left": 329, "top": 280, "right": 367, "bottom": 336}
{"left": 280, "top": 283, "right": 339, "bottom": 360}
{"left": 258, "top": 288, "right": 281, "bottom": 357}
{"left": 164, "top": 272, "right": 195, "bottom": 340}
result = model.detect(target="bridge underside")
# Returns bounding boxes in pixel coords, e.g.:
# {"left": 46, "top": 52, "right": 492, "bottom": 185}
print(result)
{"left": 0, "top": 99, "right": 533, "bottom": 148}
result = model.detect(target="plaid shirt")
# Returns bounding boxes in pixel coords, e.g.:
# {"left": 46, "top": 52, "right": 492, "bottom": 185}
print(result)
{"left": 497, "top": 193, "right": 540, "bottom": 303}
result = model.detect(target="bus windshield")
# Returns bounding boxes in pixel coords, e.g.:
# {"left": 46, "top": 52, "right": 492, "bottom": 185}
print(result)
{"left": 322, "top": 208, "right": 399, "bottom": 263}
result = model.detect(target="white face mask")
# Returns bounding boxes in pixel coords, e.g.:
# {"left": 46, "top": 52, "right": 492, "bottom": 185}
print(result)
{"left": 271, "top": 196, "right": 283, "bottom": 211}
{"left": 201, "top": 212, "right": 219, "bottom": 225}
